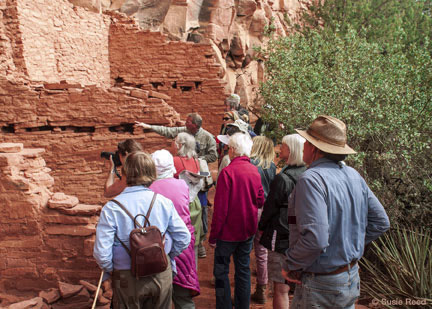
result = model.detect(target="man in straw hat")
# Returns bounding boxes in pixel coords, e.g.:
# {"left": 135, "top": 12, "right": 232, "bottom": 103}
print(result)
{"left": 283, "top": 115, "right": 390, "bottom": 308}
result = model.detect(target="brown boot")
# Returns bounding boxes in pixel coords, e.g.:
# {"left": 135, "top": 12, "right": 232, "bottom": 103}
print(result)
{"left": 251, "top": 284, "right": 267, "bottom": 304}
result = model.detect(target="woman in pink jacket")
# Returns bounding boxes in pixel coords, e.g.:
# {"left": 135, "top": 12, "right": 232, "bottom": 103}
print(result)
{"left": 150, "top": 150, "right": 200, "bottom": 308}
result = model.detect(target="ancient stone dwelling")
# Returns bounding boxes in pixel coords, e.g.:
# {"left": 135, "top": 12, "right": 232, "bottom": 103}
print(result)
{"left": 0, "top": 0, "right": 307, "bottom": 303}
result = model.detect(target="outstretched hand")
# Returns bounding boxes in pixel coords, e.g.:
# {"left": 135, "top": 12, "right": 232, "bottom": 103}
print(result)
{"left": 134, "top": 121, "right": 151, "bottom": 129}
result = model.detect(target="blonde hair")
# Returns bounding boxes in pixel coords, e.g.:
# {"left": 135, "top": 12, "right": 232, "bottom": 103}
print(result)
{"left": 250, "top": 136, "right": 275, "bottom": 169}
{"left": 282, "top": 134, "right": 306, "bottom": 166}
{"left": 240, "top": 113, "right": 249, "bottom": 124}
{"left": 224, "top": 111, "right": 239, "bottom": 122}
{"left": 124, "top": 151, "right": 156, "bottom": 186}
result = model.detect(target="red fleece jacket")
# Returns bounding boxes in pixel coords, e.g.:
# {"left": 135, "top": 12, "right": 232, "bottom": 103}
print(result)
{"left": 209, "top": 156, "right": 265, "bottom": 244}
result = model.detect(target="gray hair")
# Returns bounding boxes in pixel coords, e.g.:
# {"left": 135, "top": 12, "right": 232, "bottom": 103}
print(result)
{"left": 187, "top": 113, "right": 202, "bottom": 128}
{"left": 228, "top": 132, "right": 253, "bottom": 157}
{"left": 226, "top": 94, "right": 240, "bottom": 110}
{"left": 282, "top": 134, "right": 306, "bottom": 166}
{"left": 175, "top": 132, "right": 197, "bottom": 159}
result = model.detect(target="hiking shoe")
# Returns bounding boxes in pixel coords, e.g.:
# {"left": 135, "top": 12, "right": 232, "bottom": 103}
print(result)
{"left": 198, "top": 243, "right": 206, "bottom": 258}
{"left": 251, "top": 284, "right": 267, "bottom": 304}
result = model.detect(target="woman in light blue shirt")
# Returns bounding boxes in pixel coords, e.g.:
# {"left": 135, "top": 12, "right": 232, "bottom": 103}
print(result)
{"left": 94, "top": 151, "right": 191, "bottom": 308}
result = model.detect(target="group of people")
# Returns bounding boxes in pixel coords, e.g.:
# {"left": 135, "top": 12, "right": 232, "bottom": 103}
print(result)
{"left": 93, "top": 94, "right": 390, "bottom": 309}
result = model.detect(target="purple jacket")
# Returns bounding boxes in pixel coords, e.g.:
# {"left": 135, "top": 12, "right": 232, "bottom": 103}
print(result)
{"left": 150, "top": 178, "right": 200, "bottom": 295}
{"left": 209, "top": 156, "right": 265, "bottom": 244}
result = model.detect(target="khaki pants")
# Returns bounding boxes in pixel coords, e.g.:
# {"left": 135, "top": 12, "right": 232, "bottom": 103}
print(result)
{"left": 172, "top": 284, "right": 195, "bottom": 309}
{"left": 112, "top": 262, "right": 172, "bottom": 309}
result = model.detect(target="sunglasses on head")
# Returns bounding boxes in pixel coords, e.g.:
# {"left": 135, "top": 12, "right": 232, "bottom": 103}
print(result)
{"left": 222, "top": 117, "right": 231, "bottom": 121}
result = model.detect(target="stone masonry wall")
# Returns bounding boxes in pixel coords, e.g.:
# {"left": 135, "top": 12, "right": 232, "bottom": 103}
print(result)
{"left": 0, "top": 0, "right": 230, "bottom": 205}
{"left": 0, "top": 143, "right": 101, "bottom": 295}
{"left": 0, "top": 0, "right": 27, "bottom": 81}
{"left": 109, "top": 12, "right": 229, "bottom": 133}
{"left": 16, "top": 0, "right": 111, "bottom": 86}
{"left": 0, "top": 79, "right": 181, "bottom": 204}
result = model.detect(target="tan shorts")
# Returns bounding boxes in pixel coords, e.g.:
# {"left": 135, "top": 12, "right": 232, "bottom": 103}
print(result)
{"left": 267, "top": 250, "right": 288, "bottom": 284}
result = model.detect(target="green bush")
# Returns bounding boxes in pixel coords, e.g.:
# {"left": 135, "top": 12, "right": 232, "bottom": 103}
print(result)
{"left": 258, "top": 0, "right": 432, "bottom": 228}
{"left": 360, "top": 227, "right": 432, "bottom": 308}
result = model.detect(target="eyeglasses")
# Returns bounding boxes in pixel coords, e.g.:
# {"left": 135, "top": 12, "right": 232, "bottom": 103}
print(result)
{"left": 222, "top": 117, "right": 231, "bottom": 121}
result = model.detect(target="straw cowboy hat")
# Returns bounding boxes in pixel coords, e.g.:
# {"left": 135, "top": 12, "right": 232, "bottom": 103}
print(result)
{"left": 295, "top": 115, "right": 357, "bottom": 155}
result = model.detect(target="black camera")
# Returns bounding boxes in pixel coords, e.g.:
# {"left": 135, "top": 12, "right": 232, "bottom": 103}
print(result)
{"left": 100, "top": 151, "right": 122, "bottom": 167}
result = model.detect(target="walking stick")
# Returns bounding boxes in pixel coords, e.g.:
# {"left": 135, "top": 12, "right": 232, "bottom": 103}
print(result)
{"left": 91, "top": 270, "right": 104, "bottom": 309}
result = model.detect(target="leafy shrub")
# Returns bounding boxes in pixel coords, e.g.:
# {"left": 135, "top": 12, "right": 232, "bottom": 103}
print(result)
{"left": 257, "top": 0, "right": 432, "bottom": 228}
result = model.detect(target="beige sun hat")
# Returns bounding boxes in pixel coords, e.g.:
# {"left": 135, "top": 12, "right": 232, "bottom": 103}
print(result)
{"left": 295, "top": 115, "right": 357, "bottom": 155}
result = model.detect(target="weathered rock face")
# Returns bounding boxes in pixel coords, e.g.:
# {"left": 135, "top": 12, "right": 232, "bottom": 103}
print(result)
{"left": 0, "top": 143, "right": 101, "bottom": 296}
{"left": 119, "top": 0, "right": 173, "bottom": 29}
{"left": 66, "top": 0, "right": 310, "bottom": 112}
{"left": 0, "top": 0, "right": 228, "bottom": 205}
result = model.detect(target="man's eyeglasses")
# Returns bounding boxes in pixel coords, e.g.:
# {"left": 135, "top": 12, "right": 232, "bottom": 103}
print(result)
{"left": 222, "top": 117, "right": 231, "bottom": 121}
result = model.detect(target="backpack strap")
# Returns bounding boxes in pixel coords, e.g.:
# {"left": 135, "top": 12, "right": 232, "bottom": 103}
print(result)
{"left": 143, "top": 193, "right": 157, "bottom": 228}
{"left": 112, "top": 199, "right": 139, "bottom": 227}
{"left": 111, "top": 193, "right": 158, "bottom": 256}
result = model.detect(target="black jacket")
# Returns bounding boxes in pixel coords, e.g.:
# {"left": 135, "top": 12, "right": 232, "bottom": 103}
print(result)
{"left": 258, "top": 165, "right": 306, "bottom": 253}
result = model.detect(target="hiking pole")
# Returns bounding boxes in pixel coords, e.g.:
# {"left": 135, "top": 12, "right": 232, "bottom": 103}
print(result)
{"left": 91, "top": 270, "right": 104, "bottom": 309}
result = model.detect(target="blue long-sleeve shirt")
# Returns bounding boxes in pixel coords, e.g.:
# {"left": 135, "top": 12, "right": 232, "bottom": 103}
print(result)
{"left": 286, "top": 158, "right": 390, "bottom": 273}
{"left": 93, "top": 186, "right": 191, "bottom": 273}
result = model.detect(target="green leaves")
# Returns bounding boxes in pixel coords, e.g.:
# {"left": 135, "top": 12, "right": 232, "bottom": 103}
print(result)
{"left": 360, "top": 227, "right": 432, "bottom": 307}
{"left": 259, "top": 0, "right": 432, "bottom": 228}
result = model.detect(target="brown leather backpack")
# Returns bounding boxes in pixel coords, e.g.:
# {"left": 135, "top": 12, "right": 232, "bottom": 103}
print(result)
{"left": 112, "top": 193, "right": 168, "bottom": 278}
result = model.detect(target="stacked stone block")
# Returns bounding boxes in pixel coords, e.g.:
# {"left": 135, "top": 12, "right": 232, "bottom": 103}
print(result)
{"left": 0, "top": 143, "right": 102, "bottom": 297}
{"left": 108, "top": 11, "right": 228, "bottom": 133}
{"left": 16, "top": 0, "right": 111, "bottom": 86}
{"left": 1, "top": 0, "right": 227, "bottom": 205}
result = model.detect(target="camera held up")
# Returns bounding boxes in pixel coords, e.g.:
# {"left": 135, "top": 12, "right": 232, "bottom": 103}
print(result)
{"left": 100, "top": 151, "right": 122, "bottom": 168}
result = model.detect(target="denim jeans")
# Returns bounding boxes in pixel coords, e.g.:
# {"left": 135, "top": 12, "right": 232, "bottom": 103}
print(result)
{"left": 198, "top": 191, "right": 208, "bottom": 235}
{"left": 213, "top": 237, "right": 254, "bottom": 309}
{"left": 291, "top": 264, "right": 360, "bottom": 309}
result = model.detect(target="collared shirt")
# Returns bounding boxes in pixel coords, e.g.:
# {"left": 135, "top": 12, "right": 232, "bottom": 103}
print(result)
{"left": 286, "top": 158, "right": 390, "bottom": 273}
{"left": 209, "top": 156, "right": 265, "bottom": 244}
{"left": 149, "top": 125, "right": 218, "bottom": 163}
{"left": 93, "top": 186, "right": 191, "bottom": 273}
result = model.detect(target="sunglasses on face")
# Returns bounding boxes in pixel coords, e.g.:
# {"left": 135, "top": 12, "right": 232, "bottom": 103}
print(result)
{"left": 222, "top": 117, "right": 232, "bottom": 121}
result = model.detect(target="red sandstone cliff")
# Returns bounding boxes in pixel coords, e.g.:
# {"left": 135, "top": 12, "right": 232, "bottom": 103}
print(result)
{"left": 0, "top": 0, "right": 228, "bottom": 205}
{"left": 67, "top": 0, "right": 311, "bottom": 111}
{"left": 0, "top": 143, "right": 103, "bottom": 302}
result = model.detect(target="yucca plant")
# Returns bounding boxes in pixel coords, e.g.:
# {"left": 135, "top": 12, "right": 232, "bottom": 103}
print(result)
{"left": 360, "top": 227, "right": 432, "bottom": 308}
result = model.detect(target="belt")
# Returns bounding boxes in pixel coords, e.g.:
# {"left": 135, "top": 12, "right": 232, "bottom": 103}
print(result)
{"left": 306, "top": 260, "right": 358, "bottom": 276}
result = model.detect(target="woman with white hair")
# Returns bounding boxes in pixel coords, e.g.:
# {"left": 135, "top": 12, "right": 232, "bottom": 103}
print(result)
{"left": 209, "top": 133, "right": 265, "bottom": 309}
{"left": 171, "top": 132, "right": 205, "bottom": 262}
{"left": 172, "top": 132, "right": 200, "bottom": 177}
{"left": 257, "top": 134, "right": 306, "bottom": 309}
{"left": 149, "top": 150, "right": 200, "bottom": 308}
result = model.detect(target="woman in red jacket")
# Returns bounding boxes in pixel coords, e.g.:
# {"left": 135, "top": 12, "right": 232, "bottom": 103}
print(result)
{"left": 209, "top": 132, "right": 265, "bottom": 309}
